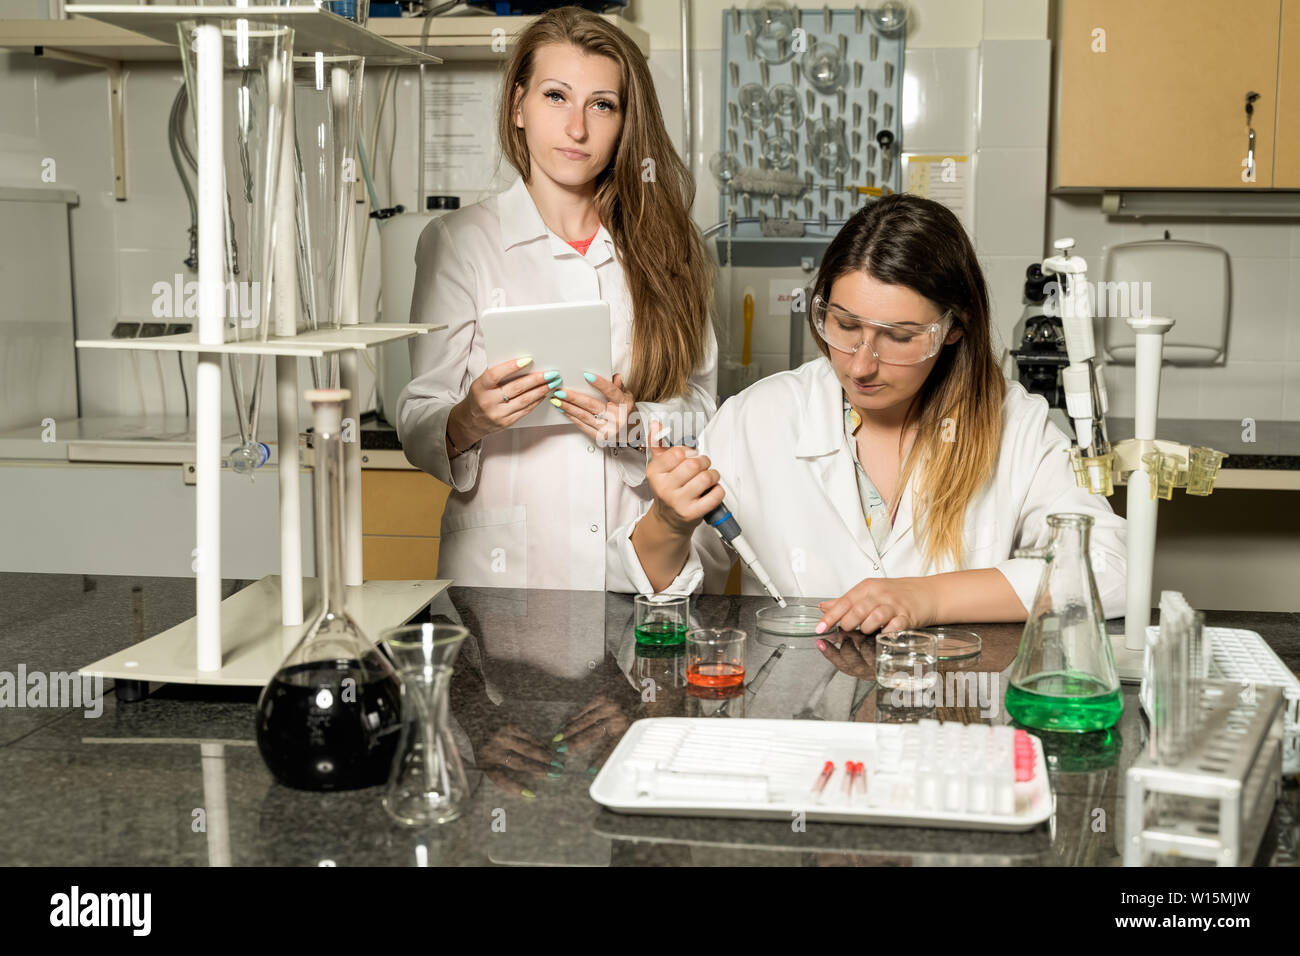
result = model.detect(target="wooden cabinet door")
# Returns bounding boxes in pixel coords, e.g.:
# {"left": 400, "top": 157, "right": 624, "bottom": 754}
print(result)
{"left": 1275, "top": 0, "right": 1300, "bottom": 186}
{"left": 1056, "top": 0, "right": 1280, "bottom": 188}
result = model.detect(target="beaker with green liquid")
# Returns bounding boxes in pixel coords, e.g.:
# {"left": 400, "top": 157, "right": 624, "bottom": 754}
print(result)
{"left": 1005, "top": 513, "right": 1123, "bottom": 732}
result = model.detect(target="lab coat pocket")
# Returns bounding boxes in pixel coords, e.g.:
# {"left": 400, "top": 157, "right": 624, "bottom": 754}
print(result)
{"left": 439, "top": 504, "right": 527, "bottom": 586}
{"left": 960, "top": 528, "right": 999, "bottom": 570}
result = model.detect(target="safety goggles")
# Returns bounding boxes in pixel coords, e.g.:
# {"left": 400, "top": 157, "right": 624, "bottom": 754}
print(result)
{"left": 811, "top": 295, "right": 953, "bottom": 366}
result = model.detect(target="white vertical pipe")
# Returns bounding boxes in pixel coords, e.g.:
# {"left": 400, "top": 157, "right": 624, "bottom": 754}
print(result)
{"left": 274, "top": 71, "right": 303, "bottom": 626}
{"left": 1123, "top": 317, "right": 1175, "bottom": 652}
{"left": 340, "top": 201, "right": 363, "bottom": 586}
{"left": 196, "top": 23, "right": 224, "bottom": 673}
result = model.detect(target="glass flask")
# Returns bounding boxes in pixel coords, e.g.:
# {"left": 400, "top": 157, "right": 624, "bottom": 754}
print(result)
{"left": 1005, "top": 513, "right": 1123, "bottom": 732}
{"left": 256, "top": 388, "right": 403, "bottom": 790}
{"left": 382, "top": 624, "right": 470, "bottom": 827}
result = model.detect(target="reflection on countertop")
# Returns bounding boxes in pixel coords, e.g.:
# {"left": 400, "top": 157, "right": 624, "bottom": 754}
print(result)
{"left": 0, "top": 572, "right": 1296, "bottom": 866}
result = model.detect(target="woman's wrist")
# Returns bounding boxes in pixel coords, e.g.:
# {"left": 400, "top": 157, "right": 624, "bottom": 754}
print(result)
{"left": 446, "top": 402, "right": 478, "bottom": 459}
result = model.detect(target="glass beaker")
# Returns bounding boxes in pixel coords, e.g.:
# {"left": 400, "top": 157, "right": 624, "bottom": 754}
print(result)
{"left": 256, "top": 389, "right": 404, "bottom": 790}
{"left": 1005, "top": 514, "right": 1123, "bottom": 732}
{"left": 634, "top": 593, "right": 689, "bottom": 647}
{"left": 381, "top": 623, "right": 470, "bottom": 827}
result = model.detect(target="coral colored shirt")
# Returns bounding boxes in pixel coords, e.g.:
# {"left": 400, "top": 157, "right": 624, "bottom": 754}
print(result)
{"left": 566, "top": 228, "right": 600, "bottom": 256}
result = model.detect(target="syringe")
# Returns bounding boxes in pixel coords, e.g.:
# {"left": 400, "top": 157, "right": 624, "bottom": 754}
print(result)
{"left": 672, "top": 436, "right": 787, "bottom": 608}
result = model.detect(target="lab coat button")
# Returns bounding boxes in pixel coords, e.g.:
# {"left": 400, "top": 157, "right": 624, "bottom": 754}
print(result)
{"left": 587, "top": 444, "right": 596, "bottom": 453}
{"left": 589, "top": 524, "right": 599, "bottom": 533}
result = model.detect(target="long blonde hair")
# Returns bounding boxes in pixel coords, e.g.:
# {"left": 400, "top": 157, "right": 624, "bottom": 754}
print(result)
{"left": 497, "top": 7, "right": 713, "bottom": 404}
{"left": 808, "top": 194, "right": 1007, "bottom": 570}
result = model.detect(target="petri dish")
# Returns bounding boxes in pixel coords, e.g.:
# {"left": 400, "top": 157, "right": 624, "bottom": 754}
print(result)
{"left": 919, "top": 627, "right": 982, "bottom": 661}
{"left": 755, "top": 604, "right": 839, "bottom": 638}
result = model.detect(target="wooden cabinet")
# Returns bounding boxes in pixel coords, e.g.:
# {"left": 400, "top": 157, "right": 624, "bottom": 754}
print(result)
{"left": 1054, "top": 0, "right": 1283, "bottom": 189}
{"left": 361, "top": 469, "right": 450, "bottom": 580}
{"left": 1275, "top": 1, "right": 1300, "bottom": 186}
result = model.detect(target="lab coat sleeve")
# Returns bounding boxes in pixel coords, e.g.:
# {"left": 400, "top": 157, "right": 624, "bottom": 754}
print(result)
{"left": 994, "top": 397, "right": 1128, "bottom": 619}
{"left": 610, "top": 319, "right": 720, "bottom": 488}
{"left": 395, "top": 217, "right": 483, "bottom": 492}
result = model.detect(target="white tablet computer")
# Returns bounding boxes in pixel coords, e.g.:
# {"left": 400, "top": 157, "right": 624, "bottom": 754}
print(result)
{"left": 479, "top": 300, "right": 612, "bottom": 429}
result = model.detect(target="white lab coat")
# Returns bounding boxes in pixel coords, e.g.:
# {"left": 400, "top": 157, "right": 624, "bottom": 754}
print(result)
{"left": 396, "top": 176, "right": 718, "bottom": 590}
{"left": 607, "top": 358, "right": 1128, "bottom": 620}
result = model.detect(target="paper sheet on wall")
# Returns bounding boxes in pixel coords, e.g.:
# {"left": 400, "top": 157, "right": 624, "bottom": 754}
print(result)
{"left": 903, "top": 154, "right": 973, "bottom": 234}
{"left": 421, "top": 66, "right": 505, "bottom": 194}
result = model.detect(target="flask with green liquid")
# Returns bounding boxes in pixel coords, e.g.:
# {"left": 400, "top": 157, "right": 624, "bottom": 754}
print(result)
{"left": 1005, "top": 513, "right": 1123, "bottom": 732}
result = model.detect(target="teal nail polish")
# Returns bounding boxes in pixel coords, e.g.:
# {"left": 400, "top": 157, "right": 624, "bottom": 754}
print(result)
{"left": 547, "top": 771, "right": 563, "bottom": 779}
{"left": 545, "top": 370, "right": 562, "bottom": 382}
{"left": 555, "top": 744, "right": 568, "bottom": 753}
{"left": 550, "top": 759, "right": 565, "bottom": 769}
{"left": 583, "top": 372, "right": 596, "bottom": 384}
{"left": 553, "top": 390, "right": 567, "bottom": 400}
{"left": 587, "top": 766, "right": 599, "bottom": 775}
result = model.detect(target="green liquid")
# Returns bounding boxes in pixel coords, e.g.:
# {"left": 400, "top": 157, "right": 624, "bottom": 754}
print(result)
{"left": 635, "top": 622, "right": 688, "bottom": 647}
{"left": 1005, "top": 672, "right": 1123, "bottom": 733}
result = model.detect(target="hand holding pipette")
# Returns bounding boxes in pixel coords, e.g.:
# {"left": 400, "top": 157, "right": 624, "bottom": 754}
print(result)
{"left": 634, "top": 421, "right": 787, "bottom": 606}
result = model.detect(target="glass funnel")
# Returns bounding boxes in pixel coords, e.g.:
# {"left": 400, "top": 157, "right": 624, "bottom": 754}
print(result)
{"left": 256, "top": 389, "right": 403, "bottom": 790}
{"left": 1005, "top": 513, "right": 1123, "bottom": 733}
{"left": 177, "top": 15, "right": 292, "bottom": 474}
{"left": 381, "top": 624, "right": 471, "bottom": 827}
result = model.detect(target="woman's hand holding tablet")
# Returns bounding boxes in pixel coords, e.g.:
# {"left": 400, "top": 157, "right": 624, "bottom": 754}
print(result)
{"left": 551, "top": 371, "right": 636, "bottom": 446}
{"left": 446, "top": 356, "right": 557, "bottom": 454}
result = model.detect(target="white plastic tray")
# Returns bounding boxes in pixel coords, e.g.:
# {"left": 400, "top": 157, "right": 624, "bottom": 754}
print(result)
{"left": 590, "top": 718, "right": 1053, "bottom": 833}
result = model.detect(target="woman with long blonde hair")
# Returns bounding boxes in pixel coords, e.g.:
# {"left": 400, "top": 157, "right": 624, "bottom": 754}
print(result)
{"left": 397, "top": 7, "right": 717, "bottom": 590}
{"left": 610, "top": 193, "right": 1127, "bottom": 633}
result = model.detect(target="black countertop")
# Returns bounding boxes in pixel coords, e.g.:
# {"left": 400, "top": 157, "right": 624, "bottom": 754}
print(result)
{"left": 363, "top": 414, "right": 1300, "bottom": 470}
{"left": 2, "top": 573, "right": 1296, "bottom": 866}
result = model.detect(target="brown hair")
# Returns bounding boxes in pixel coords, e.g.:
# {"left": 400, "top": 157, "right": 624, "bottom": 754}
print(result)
{"left": 808, "top": 194, "right": 1006, "bottom": 570}
{"left": 496, "top": 6, "right": 713, "bottom": 404}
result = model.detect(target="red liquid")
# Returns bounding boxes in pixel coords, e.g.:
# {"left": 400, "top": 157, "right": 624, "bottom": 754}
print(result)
{"left": 687, "top": 661, "right": 745, "bottom": 689}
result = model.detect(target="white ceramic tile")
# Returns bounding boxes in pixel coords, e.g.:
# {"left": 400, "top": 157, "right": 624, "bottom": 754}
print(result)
{"left": 979, "top": 254, "right": 1031, "bottom": 360}
{"left": 977, "top": 39, "right": 1049, "bottom": 148}
{"left": 972, "top": 147, "right": 1046, "bottom": 256}
{"left": 1101, "top": 363, "right": 1136, "bottom": 417}
{"left": 907, "top": 0, "right": 984, "bottom": 47}
{"left": 1283, "top": 364, "right": 1300, "bottom": 420}
{"left": 1288, "top": 259, "right": 1300, "bottom": 363}
{"left": 0, "top": 53, "right": 40, "bottom": 151}
{"left": 1201, "top": 221, "right": 1292, "bottom": 259}
{"left": 1149, "top": 364, "right": 1201, "bottom": 419}
{"left": 1223, "top": 258, "right": 1290, "bottom": 362}
{"left": 1047, "top": 195, "right": 1121, "bottom": 264}
{"left": 1195, "top": 362, "right": 1285, "bottom": 419}
{"left": 983, "top": 0, "right": 1049, "bottom": 39}
{"left": 902, "top": 47, "right": 978, "bottom": 154}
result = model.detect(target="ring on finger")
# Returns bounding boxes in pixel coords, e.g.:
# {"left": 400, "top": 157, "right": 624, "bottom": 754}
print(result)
{"left": 500, "top": 387, "right": 510, "bottom": 405}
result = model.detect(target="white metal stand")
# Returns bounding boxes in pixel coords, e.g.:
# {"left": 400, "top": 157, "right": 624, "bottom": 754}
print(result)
{"left": 69, "top": 5, "right": 445, "bottom": 687}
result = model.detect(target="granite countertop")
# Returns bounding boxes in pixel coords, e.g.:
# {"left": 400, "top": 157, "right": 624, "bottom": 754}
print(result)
{"left": 2, "top": 573, "right": 1295, "bottom": 866}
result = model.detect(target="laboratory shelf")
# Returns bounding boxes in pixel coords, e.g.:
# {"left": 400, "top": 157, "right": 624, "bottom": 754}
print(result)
{"left": 79, "top": 574, "right": 449, "bottom": 688}
{"left": 0, "top": 10, "right": 646, "bottom": 63}
{"left": 75, "top": 322, "right": 446, "bottom": 358}
{"left": 58, "top": 5, "right": 442, "bottom": 66}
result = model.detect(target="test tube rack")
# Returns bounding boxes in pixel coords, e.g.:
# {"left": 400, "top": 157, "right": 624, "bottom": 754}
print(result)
{"left": 1124, "top": 680, "right": 1285, "bottom": 867}
{"left": 1140, "top": 625, "right": 1300, "bottom": 776}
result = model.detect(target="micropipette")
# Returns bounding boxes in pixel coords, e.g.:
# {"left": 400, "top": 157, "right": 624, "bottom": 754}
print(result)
{"left": 671, "top": 435, "right": 788, "bottom": 608}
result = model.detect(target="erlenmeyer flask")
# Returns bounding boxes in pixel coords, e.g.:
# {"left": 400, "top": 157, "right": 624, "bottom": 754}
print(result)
{"left": 256, "top": 389, "right": 403, "bottom": 789}
{"left": 1005, "top": 513, "right": 1123, "bottom": 732}
{"left": 382, "top": 624, "right": 470, "bottom": 826}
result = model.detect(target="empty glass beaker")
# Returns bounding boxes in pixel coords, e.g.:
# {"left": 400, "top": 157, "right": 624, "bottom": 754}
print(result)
{"left": 1005, "top": 514, "right": 1123, "bottom": 732}
{"left": 382, "top": 623, "right": 470, "bottom": 827}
